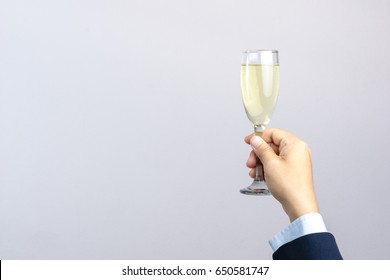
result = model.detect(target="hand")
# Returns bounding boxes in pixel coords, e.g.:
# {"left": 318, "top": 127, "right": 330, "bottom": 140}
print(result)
{"left": 245, "top": 128, "right": 319, "bottom": 222}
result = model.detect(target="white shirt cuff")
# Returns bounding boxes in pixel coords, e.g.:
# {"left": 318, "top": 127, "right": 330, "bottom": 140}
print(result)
{"left": 269, "top": 213, "right": 328, "bottom": 252}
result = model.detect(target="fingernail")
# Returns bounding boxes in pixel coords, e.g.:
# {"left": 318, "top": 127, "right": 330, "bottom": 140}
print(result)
{"left": 250, "top": 136, "right": 263, "bottom": 149}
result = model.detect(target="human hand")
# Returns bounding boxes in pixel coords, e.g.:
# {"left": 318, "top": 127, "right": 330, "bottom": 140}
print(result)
{"left": 245, "top": 128, "right": 319, "bottom": 222}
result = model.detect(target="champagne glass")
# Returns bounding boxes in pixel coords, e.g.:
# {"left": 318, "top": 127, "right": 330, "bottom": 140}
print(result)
{"left": 240, "top": 50, "right": 280, "bottom": 195}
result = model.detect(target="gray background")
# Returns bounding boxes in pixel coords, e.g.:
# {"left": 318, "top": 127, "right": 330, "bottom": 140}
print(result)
{"left": 1, "top": 0, "right": 389, "bottom": 259}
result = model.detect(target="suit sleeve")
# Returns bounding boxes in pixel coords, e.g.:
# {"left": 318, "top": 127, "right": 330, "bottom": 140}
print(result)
{"left": 272, "top": 232, "right": 343, "bottom": 260}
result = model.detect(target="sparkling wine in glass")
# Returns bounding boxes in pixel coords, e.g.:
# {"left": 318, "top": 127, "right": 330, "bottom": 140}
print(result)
{"left": 240, "top": 50, "right": 280, "bottom": 195}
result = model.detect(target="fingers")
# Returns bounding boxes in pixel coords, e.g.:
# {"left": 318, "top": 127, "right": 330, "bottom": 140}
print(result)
{"left": 269, "top": 142, "right": 280, "bottom": 155}
{"left": 246, "top": 150, "right": 257, "bottom": 168}
{"left": 249, "top": 168, "right": 256, "bottom": 178}
{"left": 244, "top": 133, "right": 253, "bottom": 144}
{"left": 246, "top": 128, "right": 296, "bottom": 146}
{"left": 262, "top": 128, "right": 299, "bottom": 148}
{"left": 249, "top": 135, "right": 278, "bottom": 166}
{"left": 244, "top": 131, "right": 280, "bottom": 154}
{"left": 244, "top": 128, "right": 297, "bottom": 175}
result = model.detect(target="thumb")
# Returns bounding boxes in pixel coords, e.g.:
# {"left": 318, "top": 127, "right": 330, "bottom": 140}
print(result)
{"left": 250, "top": 135, "right": 278, "bottom": 165}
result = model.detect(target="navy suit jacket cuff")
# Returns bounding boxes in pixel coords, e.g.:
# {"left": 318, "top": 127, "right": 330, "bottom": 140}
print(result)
{"left": 272, "top": 232, "right": 343, "bottom": 260}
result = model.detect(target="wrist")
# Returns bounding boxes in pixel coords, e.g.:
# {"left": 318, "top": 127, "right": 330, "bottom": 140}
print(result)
{"left": 284, "top": 199, "right": 320, "bottom": 222}
{"left": 288, "top": 208, "right": 320, "bottom": 222}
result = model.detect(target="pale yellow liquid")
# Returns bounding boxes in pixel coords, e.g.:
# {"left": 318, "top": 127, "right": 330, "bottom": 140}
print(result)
{"left": 241, "top": 65, "right": 280, "bottom": 128}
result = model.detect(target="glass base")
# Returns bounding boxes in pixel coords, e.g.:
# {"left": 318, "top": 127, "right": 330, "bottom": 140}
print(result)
{"left": 240, "top": 180, "right": 271, "bottom": 196}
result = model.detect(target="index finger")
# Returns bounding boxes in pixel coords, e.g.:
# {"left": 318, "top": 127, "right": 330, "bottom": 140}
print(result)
{"left": 244, "top": 133, "right": 254, "bottom": 144}
{"left": 243, "top": 130, "right": 283, "bottom": 155}
{"left": 245, "top": 128, "right": 296, "bottom": 145}
{"left": 262, "top": 128, "right": 300, "bottom": 147}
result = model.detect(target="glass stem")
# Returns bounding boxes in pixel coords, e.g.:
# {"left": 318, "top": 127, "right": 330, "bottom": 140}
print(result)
{"left": 255, "top": 165, "right": 265, "bottom": 182}
{"left": 254, "top": 126, "right": 265, "bottom": 182}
